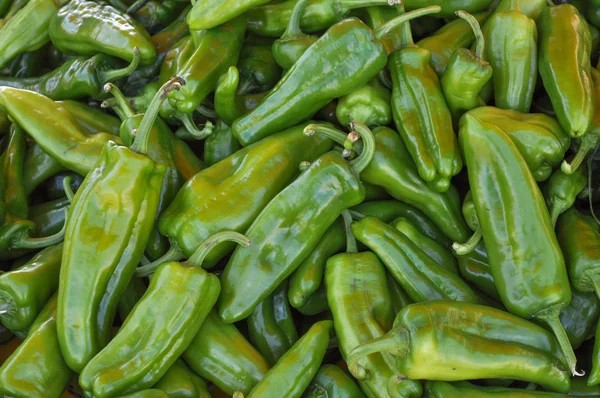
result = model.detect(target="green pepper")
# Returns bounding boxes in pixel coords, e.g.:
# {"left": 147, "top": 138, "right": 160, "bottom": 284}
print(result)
{"left": 0, "top": 0, "right": 64, "bottom": 69}
{"left": 288, "top": 217, "right": 345, "bottom": 309}
{"left": 156, "top": 122, "right": 332, "bottom": 270}
{"left": 166, "top": 17, "right": 245, "bottom": 113}
{"left": 116, "top": 276, "right": 146, "bottom": 322}
{"left": 347, "top": 301, "right": 570, "bottom": 393}
{"left": 463, "top": 106, "right": 571, "bottom": 182}
{"left": 417, "top": 12, "right": 490, "bottom": 76}
{"left": 363, "top": 6, "right": 403, "bottom": 53}
{"left": 561, "top": 290, "right": 600, "bottom": 351}
{"left": 484, "top": 0, "right": 537, "bottom": 112}
{"left": 0, "top": 53, "right": 141, "bottom": 100}
{"left": 460, "top": 111, "right": 579, "bottom": 376}
{"left": 7, "top": 46, "right": 46, "bottom": 78}
{"left": 203, "top": 121, "right": 241, "bottom": 167}
{"left": 296, "top": 284, "right": 329, "bottom": 315}
{"left": 391, "top": 217, "right": 458, "bottom": 274}
{"left": 402, "top": 0, "right": 493, "bottom": 17}
{"left": 29, "top": 198, "right": 69, "bottom": 236}
{"left": 539, "top": 3, "right": 594, "bottom": 138}
{"left": 456, "top": 242, "right": 501, "bottom": 301}
{"left": 187, "top": 0, "right": 271, "bottom": 31}
{"left": 44, "top": 172, "right": 83, "bottom": 200}
{"left": 151, "top": 5, "right": 190, "bottom": 55}
{"left": 132, "top": 0, "right": 186, "bottom": 33}
{"left": 363, "top": 183, "right": 392, "bottom": 201}
{"left": 389, "top": 6, "right": 462, "bottom": 193}
{"left": 424, "top": 381, "right": 567, "bottom": 397}
{"left": 441, "top": 11, "right": 492, "bottom": 126}
{"left": 237, "top": 36, "right": 282, "bottom": 94}
{"left": 0, "top": 295, "right": 72, "bottom": 398}
{"left": 570, "top": 376, "right": 600, "bottom": 396}
{"left": 232, "top": 7, "right": 441, "bottom": 146}
{"left": 49, "top": 0, "right": 156, "bottom": 65}
{"left": 218, "top": 122, "right": 373, "bottom": 323}
{"left": 234, "top": 320, "right": 333, "bottom": 398}
{"left": 58, "top": 100, "right": 121, "bottom": 136}
{"left": 245, "top": 0, "right": 402, "bottom": 37}
{"left": 213, "top": 66, "right": 268, "bottom": 126}
{"left": 544, "top": 167, "right": 587, "bottom": 226}
{"left": 183, "top": 310, "right": 269, "bottom": 395}
{"left": 304, "top": 364, "right": 365, "bottom": 398}
{"left": 247, "top": 281, "right": 298, "bottom": 366}
{"left": 271, "top": 0, "right": 318, "bottom": 70}
{"left": 335, "top": 78, "right": 391, "bottom": 128}
{"left": 0, "top": 243, "right": 62, "bottom": 332}
{"left": 169, "top": 135, "right": 203, "bottom": 181}
{"left": 326, "top": 223, "right": 422, "bottom": 397}
{"left": 57, "top": 81, "right": 176, "bottom": 373}
{"left": 387, "top": 271, "right": 413, "bottom": 316}
{"left": 351, "top": 200, "right": 451, "bottom": 248}
{"left": 79, "top": 232, "right": 238, "bottom": 397}
{"left": 0, "top": 88, "right": 122, "bottom": 176}
{"left": 120, "top": 390, "right": 168, "bottom": 398}
{"left": 152, "top": 360, "right": 211, "bottom": 398}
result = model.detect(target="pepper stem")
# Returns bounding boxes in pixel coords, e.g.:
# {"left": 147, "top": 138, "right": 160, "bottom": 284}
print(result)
{"left": 131, "top": 76, "right": 185, "bottom": 155}
{"left": 62, "top": 176, "right": 75, "bottom": 203}
{"left": 549, "top": 200, "right": 567, "bottom": 227}
{"left": 281, "top": 0, "right": 310, "bottom": 39}
{"left": 349, "top": 121, "right": 375, "bottom": 174}
{"left": 98, "top": 48, "right": 141, "bottom": 84}
{"left": 14, "top": 210, "right": 68, "bottom": 249}
{"left": 562, "top": 135, "right": 599, "bottom": 175}
{"left": 375, "top": 6, "right": 442, "bottom": 46}
{"left": 342, "top": 210, "right": 357, "bottom": 253}
{"left": 177, "top": 113, "right": 215, "bottom": 140}
{"left": 452, "top": 227, "right": 482, "bottom": 255}
{"left": 349, "top": 210, "right": 365, "bottom": 220}
{"left": 535, "top": 309, "right": 582, "bottom": 376}
{"left": 127, "top": 0, "right": 149, "bottom": 14}
{"left": 456, "top": 11, "right": 485, "bottom": 59}
{"left": 103, "top": 83, "right": 135, "bottom": 119}
{"left": 197, "top": 104, "right": 217, "bottom": 119}
{"left": 186, "top": 231, "right": 250, "bottom": 268}
{"left": 135, "top": 245, "right": 186, "bottom": 277}
{"left": 347, "top": 326, "right": 410, "bottom": 381}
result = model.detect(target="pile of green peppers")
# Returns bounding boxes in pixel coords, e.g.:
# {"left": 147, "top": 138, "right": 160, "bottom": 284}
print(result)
{"left": 2, "top": 0, "right": 600, "bottom": 396}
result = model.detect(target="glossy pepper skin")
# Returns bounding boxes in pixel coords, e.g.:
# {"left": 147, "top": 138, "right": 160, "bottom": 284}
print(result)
{"left": 460, "top": 111, "right": 578, "bottom": 376}
{"left": 245, "top": 0, "right": 401, "bottom": 37}
{"left": 153, "top": 360, "right": 210, "bottom": 398}
{"left": 0, "top": 243, "right": 62, "bottom": 332}
{"left": 0, "top": 295, "right": 73, "bottom": 398}
{"left": 538, "top": 3, "right": 594, "bottom": 138}
{"left": 169, "top": 136, "right": 203, "bottom": 181}
{"left": 456, "top": 242, "right": 501, "bottom": 301}
{"left": 183, "top": 310, "right": 269, "bottom": 395}
{"left": 464, "top": 107, "right": 571, "bottom": 182}
{"left": 29, "top": 198, "right": 69, "bottom": 236}
{"left": 424, "top": 381, "right": 567, "bottom": 397}
{"left": 0, "top": 53, "right": 141, "bottom": 100}
{"left": 0, "top": 87, "right": 121, "bottom": 176}
{"left": 58, "top": 100, "right": 121, "bottom": 136}
{"left": 544, "top": 167, "right": 587, "bottom": 226}
{"left": 247, "top": 281, "right": 298, "bottom": 366}
{"left": 288, "top": 217, "right": 345, "bottom": 309}
{"left": 166, "top": 17, "right": 246, "bottom": 113}
{"left": 336, "top": 78, "right": 391, "bottom": 128}
{"left": 403, "top": 0, "right": 492, "bottom": 17}
{"left": 347, "top": 301, "right": 570, "bottom": 393}
{"left": 326, "top": 248, "right": 422, "bottom": 397}
{"left": 187, "top": 0, "right": 270, "bottom": 30}
{"left": 218, "top": 123, "right": 372, "bottom": 323}
{"left": 49, "top": 0, "right": 156, "bottom": 65}
{"left": 238, "top": 320, "right": 333, "bottom": 398}
{"left": 358, "top": 127, "right": 470, "bottom": 243}
{"left": 116, "top": 276, "right": 146, "bottom": 322}
{"left": 158, "top": 122, "right": 332, "bottom": 267}
{"left": 364, "top": 5, "right": 403, "bottom": 53}
{"left": 271, "top": 0, "right": 317, "bottom": 70}
{"left": 352, "top": 216, "right": 478, "bottom": 304}
{"left": 237, "top": 36, "right": 282, "bottom": 94}
{"left": 0, "top": 0, "right": 64, "bottom": 69}
{"left": 304, "top": 364, "right": 366, "bottom": 398}
{"left": 417, "top": 12, "right": 490, "bottom": 76}
{"left": 441, "top": 11, "right": 492, "bottom": 125}
{"left": 561, "top": 289, "right": 600, "bottom": 350}
{"left": 203, "top": 121, "right": 241, "bottom": 167}
{"left": 213, "top": 66, "right": 268, "bottom": 126}
{"left": 484, "top": 0, "right": 537, "bottom": 112}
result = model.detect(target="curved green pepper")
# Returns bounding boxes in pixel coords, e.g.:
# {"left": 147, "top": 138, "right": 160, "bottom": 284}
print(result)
{"left": 0, "top": 243, "right": 62, "bottom": 332}
{"left": 157, "top": 122, "right": 331, "bottom": 269}
{"left": 271, "top": 0, "right": 318, "bottom": 70}
{"left": 116, "top": 276, "right": 146, "bottom": 322}
{"left": 364, "top": 5, "right": 404, "bottom": 53}
{"left": 7, "top": 46, "right": 46, "bottom": 78}
{"left": 169, "top": 135, "right": 203, "bottom": 181}
{"left": 441, "top": 11, "right": 492, "bottom": 125}
{"left": 218, "top": 123, "right": 372, "bottom": 322}
{"left": 79, "top": 232, "right": 239, "bottom": 397}
{"left": 544, "top": 167, "right": 587, "bottom": 226}
{"left": 152, "top": 360, "right": 210, "bottom": 398}
{"left": 304, "top": 364, "right": 365, "bottom": 398}
{"left": 237, "top": 36, "right": 282, "bottom": 94}
{"left": 44, "top": 172, "right": 83, "bottom": 200}
{"left": 336, "top": 78, "right": 391, "bottom": 128}
{"left": 203, "top": 121, "right": 241, "bottom": 167}
{"left": 49, "top": 0, "right": 156, "bottom": 64}
{"left": 248, "top": 281, "right": 298, "bottom": 366}
{"left": 403, "top": 0, "right": 493, "bottom": 17}
{"left": 235, "top": 320, "right": 333, "bottom": 398}
{"left": 29, "top": 198, "right": 69, "bottom": 236}
{"left": 187, "top": 0, "right": 271, "bottom": 30}
{"left": 347, "top": 301, "right": 570, "bottom": 393}
{"left": 460, "top": 111, "right": 578, "bottom": 376}
{"left": 456, "top": 242, "right": 501, "bottom": 301}
{"left": 539, "top": 3, "right": 594, "bottom": 138}
{"left": 424, "top": 381, "right": 567, "bottom": 397}
{"left": 561, "top": 290, "right": 600, "bottom": 350}
{"left": 213, "top": 66, "right": 268, "bottom": 126}
{"left": 296, "top": 284, "right": 329, "bottom": 315}
{"left": 183, "top": 310, "right": 269, "bottom": 395}
{"left": 484, "top": 0, "right": 537, "bottom": 112}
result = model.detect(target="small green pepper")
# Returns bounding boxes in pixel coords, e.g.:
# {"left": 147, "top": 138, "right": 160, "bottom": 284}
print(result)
{"left": 304, "top": 364, "right": 365, "bottom": 398}
{"left": 152, "top": 360, "right": 211, "bottom": 398}
{"left": 335, "top": 78, "right": 391, "bottom": 128}
{"left": 561, "top": 290, "right": 600, "bottom": 350}
{"left": 187, "top": 0, "right": 271, "bottom": 31}
{"left": 29, "top": 198, "right": 69, "bottom": 237}
{"left": 213, "top": 66, "right": 268, "bottom": 126}
{"left": 116, "top": 276, "right": 146, "bottom": 322}
{"left": 237, "top": 36, "right": 282, "bottom": 94}
{"left": 271, "top": 0, "right": 318, "bottom": 70}
{"left": 544, "top": 167, "right": 587, "bottom": 226}
{"left": 203, "top": 121, "right": 241, "bottom": 167}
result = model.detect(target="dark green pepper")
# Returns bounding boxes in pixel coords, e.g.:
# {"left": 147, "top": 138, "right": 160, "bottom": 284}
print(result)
{"left": 116, "top": 276, "right": 146, "bottom": 322}
{"left": 424, "top": 381, "right": 568, "bottom": 397}
{"left": 237, "top": 35, "right": 282, "bottom": 94}
{"left": 152, "top": 360, "right": 211, "bottom": 398}
{"left": 456, "top": 242, "right": 501, "bottom": 301}
{"left": 335, "top": 78, "right": 391, "bottom": 128}
{"left": 29, "top": 198, "right": 69, "bottom": 236}
{"left": 7, "top": 46, "right": 46, "bottom": 78}
{"left": 248, "top": 281, "right": 298, "bottom": 366}
{"left": 387, "top": 271, "right": 413, "bottom": 316}
{"left": 561, "top": 290, "right": 600, "bottom": 350}
{"left": 203, "top": 121, "right": 241, "bottom": 167}
{"left": 187, "top": 0, "right": 271, "bottom": 30}
{"left": 49, "top": 0, "right": 157, "bottom": 64}
{"left": 304, "top": 364, "right": 365, "bottom": 398}
{"left": 213, "top": 66, "right": 268, "bottom": 126}
{"left": 460, "top": 110, "right": 579, "bottom": 376}
{"left": 271, "top": 0, "right": 318, "bottom": 70}
{"left": 544, "top": 167, "right": 587, "bottom": 226}
{"left": 44, "top": 172, "right": 83, "bottom": 200}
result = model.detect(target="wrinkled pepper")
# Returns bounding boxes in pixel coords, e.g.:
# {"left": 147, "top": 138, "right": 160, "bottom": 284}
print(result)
{"left": 336, "top": 78, "right": 391, "bottom": 128}
{"left": 29, "top": 198, "right": 69, "bottom": 236}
